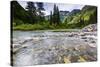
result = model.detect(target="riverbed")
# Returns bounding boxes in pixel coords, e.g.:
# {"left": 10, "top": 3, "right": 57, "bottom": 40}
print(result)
{"left": 12, "top": 31, "right": 97, "bottom": 66}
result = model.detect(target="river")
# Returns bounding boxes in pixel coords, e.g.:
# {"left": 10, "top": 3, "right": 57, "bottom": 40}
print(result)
{"left": 12, "top": 31, "right": 97, "bottom": 66}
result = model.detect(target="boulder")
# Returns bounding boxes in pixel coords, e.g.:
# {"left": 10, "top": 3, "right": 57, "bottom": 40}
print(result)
{"left": 82, "top": 24, "right": 97, "bottom": 32}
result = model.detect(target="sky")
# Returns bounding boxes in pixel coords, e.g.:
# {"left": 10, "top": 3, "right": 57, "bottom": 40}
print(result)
{"left": 18, "top": 1, "right": 85, "bottom": 15}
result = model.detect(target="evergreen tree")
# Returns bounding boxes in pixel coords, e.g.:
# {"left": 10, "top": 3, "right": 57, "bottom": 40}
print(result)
{"left": 36, "top": 2, "right": 45, "bottom": 10}
{"left": 26, "top": 2, "right": 37, "bottom": 24}
{"left": 53, "top": 4, "right": 57, "bottom": 26}
{"left": 36, "top": 2, "right": 45, "bottom": 22}
{"left": 50, "top": 11, "right": 53, "bottom": 25}
{"left": 56, "top": 6, "right": 60, "bottom": 25}
{"left": 52, "top": 4, "right": 60, "bottom": 26}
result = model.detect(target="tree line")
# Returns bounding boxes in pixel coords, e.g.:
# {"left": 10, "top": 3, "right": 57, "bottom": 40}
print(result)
{"left": 26, "top": 2, "right": 60, "bottom": 26}
{"left": 26, "top": 2, "right": 45, "bottom": 24}
{"left": 12, "top": 1, "right": 97, "bottom": 30}
{"left": 50, "top": 4, "right": 60, "bottom": 26}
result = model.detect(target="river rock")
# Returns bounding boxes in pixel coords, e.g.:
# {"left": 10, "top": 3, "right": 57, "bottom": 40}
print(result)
{"left": 82, "top": 24, "right": 97, "bottom": 32}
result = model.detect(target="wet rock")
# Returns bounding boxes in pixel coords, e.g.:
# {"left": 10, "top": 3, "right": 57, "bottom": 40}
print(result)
{"left": 63, "top": 56, "right": 71, "bottom": 63}
{"left": 23, "top": 46, "right": 27, "bottom": 48}
{"left": 88, "top": 43, "right": 96, "bottom": 48}
{"left": 70, "top": 55, "right": 79, "bottom": 62}
{"left": 21, "top": 39, "right": 33, "bottom": 45}
{"left": 81, "top": 37, "right": 87, "bottom": 39}
{"left": 78, "top": 56, "right": 86, "bottom": 62}
{"left": 13, "top": 44, "right": 21, "bottom": 48}
{"left": 83, "top": 55, "right": 97, "bottom": 61}
{"left": 79, "top": 32, "right": 86, "bottom": 36}
{"left": 48, "top": 49, "right": 51, "bottom": 51}
{"left": 84, "top": 40, "right": 88, "bottom": 42}
{"left": 68, "top": 33, "right": 75, "bottom": 37}
{"left": 88, "top": 37, "right": 94, "bottom": 40}
{"left": 82, "top": 24, "right": 97, "bottom": 32}
{"left": 91, "top": 41, "right": 96, "bottom": 43}
{"left": 58, "top": 56, "right": 63, "bottom": 63}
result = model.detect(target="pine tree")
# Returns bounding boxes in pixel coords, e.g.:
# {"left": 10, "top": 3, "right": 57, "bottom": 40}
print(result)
{"left": 56, "top": 6, "right": 60, "bottom": 25}
{"left": 52, "top": 4, "right": 57, "bottom": 26}
{"left": 36, "top": 2, "right": 45, "bottom": 10}
{"left": 52, "top": 4, "right": 60, "bottom": 26}
{"left": 36, "top": 2, "right": 45, "bottom": 22}
{"left": 26, "top": 2, "right": 37, "bottom": 24}
{"left": 50, "top": 11, "right": 53, "bottom": 25}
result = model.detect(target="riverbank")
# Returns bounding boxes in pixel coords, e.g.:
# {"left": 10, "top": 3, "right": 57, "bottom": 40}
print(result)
{"left": 12, "top": 24, "right": 97, "bottom": 32}
{"left": 13, "top": 29, "right": 81, "bottom": 32}
{"left": 12, "top": 23, "right": 83, "bottom": 31}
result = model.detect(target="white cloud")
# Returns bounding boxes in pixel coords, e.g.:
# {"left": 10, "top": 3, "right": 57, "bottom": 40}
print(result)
{"left": 18, "top": 1, "right": 84, "bottom": 15}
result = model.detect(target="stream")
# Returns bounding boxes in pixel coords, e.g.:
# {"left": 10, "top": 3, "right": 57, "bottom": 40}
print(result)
{"left": 12, "top": 31, "right": 97, "bottom": 66}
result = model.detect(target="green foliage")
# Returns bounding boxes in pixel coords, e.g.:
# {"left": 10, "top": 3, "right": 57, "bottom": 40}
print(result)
{"left": 26, "top": 1, "right": 37, "bottom": 24}
{"left": 36, "top": 2, "right": 45, "bottom": 22}
{"left": 13, "top": 19, "right": 23, "bottom": 26}
{"left": 13, "top": 24, "right": 44, "bottom": 30}
{"left": 50, "top": 11, "right": 53, "bottom": 25}
{"left": 51, "top": 4, "right": 60, "bottom": 26}
{"left": 63, "top": 5, "right": 97, "bottom": 29}
{"left": 12, "top": 1, "right": 45, "bottom": 25}
{"left": 26, "top": 2, "right": 45, "bottom": 24}
{"left": 11, "top": 1, "right": 29, "bottom": 24}
{"left": 12, "top": 1, "right": 97, "bottom": 30}
{"left": 13, "top": 22, "right": 56, "bottom": 30}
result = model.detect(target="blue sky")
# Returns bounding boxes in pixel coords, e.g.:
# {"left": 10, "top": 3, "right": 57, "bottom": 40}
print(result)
{"left": 18, "top": 1, "right": 85, "bottom": 15}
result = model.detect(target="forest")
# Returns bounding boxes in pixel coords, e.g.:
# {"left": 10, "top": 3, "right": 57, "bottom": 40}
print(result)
{"left": 11, "top": 1, "right": 97, "bottom": 30}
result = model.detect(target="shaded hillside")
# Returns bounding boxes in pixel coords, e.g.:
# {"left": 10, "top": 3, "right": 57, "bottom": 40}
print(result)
{"left": 81, "top": 5, "right": 97, "bottom": 24}
{"left": 68, "top": 9, "right": 81, "bottom": 16}
{"left": 60, "top": 11, "right": 69, "bottom": 22}
{"left": 63, "top": 5, "right": 97, "bottom": 28}
{"left": 63, "top": 9, "right": 81, "bottom": 24}
{"left": 11, "top": 1, "right": 31, "bottom": 25}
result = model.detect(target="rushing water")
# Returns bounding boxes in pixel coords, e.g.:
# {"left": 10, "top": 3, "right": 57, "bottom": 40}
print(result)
{"left": 12, "top": 31, "right": 97, "bottom": 66}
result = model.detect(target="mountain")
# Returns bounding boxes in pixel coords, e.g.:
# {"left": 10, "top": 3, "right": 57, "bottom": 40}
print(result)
{"left": 60, "top": 9, "right": 80, "bottom": 22}
{"left": 63, "top": 5, "right": 97, "bottom": 28}
{"left": 60, "top": 11, "right": 69, "bottom": 16}
{"left": 59, "top": 11, "right": 69, "bottom": 22}
{"left": 80, "top": 5, "right": 97, "bottom": 24}
{"left": 45, "top": 11, "right": 69, "bottom": 21}
{"left": 68, "top": 9, "right": 80, "bottom": 16}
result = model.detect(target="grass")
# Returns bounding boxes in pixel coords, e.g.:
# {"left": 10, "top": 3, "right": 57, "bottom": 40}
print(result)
{"left": 13, "top": 22, "right": 83, "bottom": 31}
{"left": 13, "top": 24, "right": 81, "bottom": 32}
{"left": 13, "top": 23, "right": 55, "bottom": 31}
{"left": 13, "top": 24, "right": 44, "bottom": 31}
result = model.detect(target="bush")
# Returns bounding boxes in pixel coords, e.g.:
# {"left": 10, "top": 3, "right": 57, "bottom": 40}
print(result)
{"left": 14, "top": 19, "right": 24, "bottom": 26}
